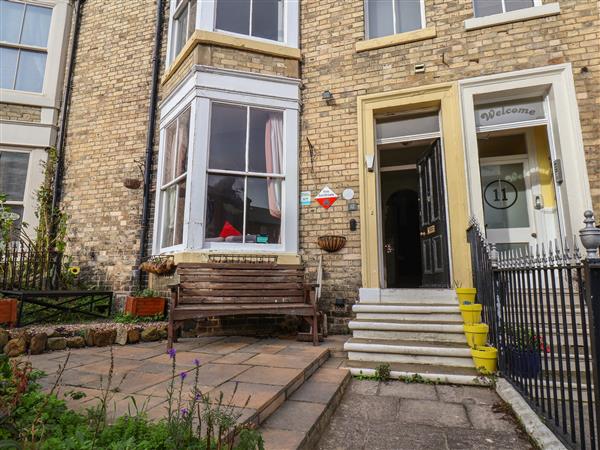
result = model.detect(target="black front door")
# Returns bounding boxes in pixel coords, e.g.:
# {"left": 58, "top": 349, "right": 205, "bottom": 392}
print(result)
{"left": 417, "top": 139, "right": 450, "bottom": 288}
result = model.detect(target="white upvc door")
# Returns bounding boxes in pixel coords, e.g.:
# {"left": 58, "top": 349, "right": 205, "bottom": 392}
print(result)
{"left": 479, "top": 156, "right": 536, "bottom": 252}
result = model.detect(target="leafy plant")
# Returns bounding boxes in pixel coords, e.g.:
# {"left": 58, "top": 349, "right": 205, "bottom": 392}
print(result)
{"left": 374, "top": 363, "right": 391, "bottom": 382}
{"left": 504, "top": 325, "right": 550, "bottom": 353}
{"left": 113, "top": 312, "right": 165, "bottom": 324}
{"left": 131, "top": 288, "right": 161, "bottom": 298}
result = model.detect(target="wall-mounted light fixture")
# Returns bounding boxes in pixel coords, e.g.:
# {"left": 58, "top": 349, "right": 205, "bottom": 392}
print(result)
{"left": 322, "top": 90, "right": 334, "bottom": 105}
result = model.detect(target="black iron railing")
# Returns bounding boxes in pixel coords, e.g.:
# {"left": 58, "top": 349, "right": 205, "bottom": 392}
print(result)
{"left": 468, "top": 219, "right": 599, "bottom": 450}
{"left": 0, "top": 236, "right": 62, "bottom": 291}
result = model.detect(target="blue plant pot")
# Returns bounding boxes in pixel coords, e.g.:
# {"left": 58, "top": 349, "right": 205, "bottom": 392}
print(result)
{"left": 507, "top": 346, "right": 542, "bottom": 379}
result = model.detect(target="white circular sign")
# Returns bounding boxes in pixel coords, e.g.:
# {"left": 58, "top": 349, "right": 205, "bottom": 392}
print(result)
{"left": 342, "top": 188, "right": 354, "bottom": 201}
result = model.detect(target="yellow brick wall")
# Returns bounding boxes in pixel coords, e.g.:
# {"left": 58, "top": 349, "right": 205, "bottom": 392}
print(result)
{"left": 0, "top": 103, "right": 42, "bottom": 122}
{"left": 299, "top": 0, "right": 600, "bottom": 331}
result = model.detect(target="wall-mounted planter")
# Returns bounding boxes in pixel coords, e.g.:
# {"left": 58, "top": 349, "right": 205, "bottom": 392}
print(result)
{"left": 471, "top": 346, "right": 498, "bottom": 374}
{"left": 459, "top": 303, "right": 482, "bottom": 324}
{"left": 464, "top": 323, "right": 488, "bottom": 348}
{"left": 123, "top": 178, "right": 142, "bottom": 189}
{"left": 456, "top": 288, "right": 476, "bottom": 305}
{"left": 0, "top": 298, "right": 18, "bottom": 327}
{"left": 317, "top": 235, "right": 347, "bottom": 252}
{"left": 124, "top": 296, "right": 166, "bottom": 317}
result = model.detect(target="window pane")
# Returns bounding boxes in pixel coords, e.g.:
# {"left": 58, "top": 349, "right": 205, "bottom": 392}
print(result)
{"left": 505, "top": 0, "right": 534, "bottom": 12}
{"left": 174, "top": 180, "right": 186, "bottom": 245}
{"left": 0, "top": 47, "right": 18, "bottom": 89}
{"left": 15, "top": 50, "right": 46, "bottom": 92}
{"left": 481, "top": 163, "right": 530, "bottom": 229}
{"left": 205, "top": 174, "right": 245, "bottom": 242}
{"left": 176, "top": 109, "right": 190, "bottom": 177}
{"left": 0, "top": 0, "right": 24, "bottom": 43}
{"left": 174, "top": 4, "right": 188, "bottom": 57}
{"left": 367, "top": 0, "right": 394, "bottom": 38}
{"left": 21, "top": 4, "right": 52, "bottom": 47}
{"left": 209, "top": 103, "right": 246, "bottom": 171}
{"left": 474, "top": 97, "right": 545, "bottom": 128}
{"left": 215, "top": 0, "right": 250, "bottom": 36}
{"left": 246, "top": 177, "right": 281, "bottom": 244}
{"left": 162, "top": 121, "right": 177, "bottom": 185}
{"left": 161, "top": 185, "right": 177, "bottom": 248}
{"left": 0, "top": 151, "right": 29, "bottom": 201}
{"left": 188, "top": 0, "right": 197, "bottom": 38}
{"left": 248, "top": 108, "right": 283, "bottom": 174}
{"left": 473, "top": 0, "right": 503, "bottom": 17}
{"left": 396, "top": 0, "right": 422, "bottom": 33}
{"left": 376, "top": 112, "right": 440, "bottom": 140}
{"left": 252, "top": 0, "right": 282, "bottom": 41}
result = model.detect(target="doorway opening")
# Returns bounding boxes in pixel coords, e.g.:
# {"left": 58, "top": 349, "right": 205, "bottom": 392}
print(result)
{"left": 376, "top": 111, "right": 450, "bottom": 289}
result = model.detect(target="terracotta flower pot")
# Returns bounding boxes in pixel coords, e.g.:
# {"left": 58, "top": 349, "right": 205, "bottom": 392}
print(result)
{"left": 0, "top": 298, "right": 18, "bottom": 327}
{"left": 124, "top": 296, "right": 166, "bottom": 317}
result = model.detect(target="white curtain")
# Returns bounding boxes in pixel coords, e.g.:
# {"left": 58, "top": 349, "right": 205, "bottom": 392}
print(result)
{"left": 265, "top": 113, "right": 283, "bottom": 219}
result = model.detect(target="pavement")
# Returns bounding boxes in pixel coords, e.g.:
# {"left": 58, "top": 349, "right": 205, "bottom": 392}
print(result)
{"left": 316, "top": 378, "right": 535, "bottom": 450}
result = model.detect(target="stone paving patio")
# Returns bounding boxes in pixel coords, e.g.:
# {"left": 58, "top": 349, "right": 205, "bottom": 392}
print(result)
{"left": 316, "top": 379, "right": 535, "bottom": 450}
{"left": 25, "top": 336, "right": 329, "bottom": 425}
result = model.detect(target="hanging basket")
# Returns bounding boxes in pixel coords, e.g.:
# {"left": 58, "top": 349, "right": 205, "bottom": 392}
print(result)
{"left": 123, "top": 178, "right": 142, "bottom": 190}
{"left": 317, "top": 235, "right": 347, "bottom": 252}
{"left": 140, "top": 256, "right": 176, "bottom": 275}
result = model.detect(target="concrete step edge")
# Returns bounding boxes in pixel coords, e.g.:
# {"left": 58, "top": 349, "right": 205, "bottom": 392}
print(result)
{"left": 348, "top": 321, "right": 465, "bottom": 333}
{"left": 344, "top": 341, "right": 472, "bottom": 357}
{"left": 347, "top": 367, "right": 490, "bottom": 386}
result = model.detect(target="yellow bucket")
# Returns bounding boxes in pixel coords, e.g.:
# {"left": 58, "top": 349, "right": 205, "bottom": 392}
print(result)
{"left": 456, "top": 288, "right": 477, "bottom": 305}
{"left": 459, "top": 304, "right": 482, "bottom": 324}
{"left": 471, "top": 346, "right": 498, "bottom": 374}
{"left": 464, "top": 323, "right": 489, "bottom": 348}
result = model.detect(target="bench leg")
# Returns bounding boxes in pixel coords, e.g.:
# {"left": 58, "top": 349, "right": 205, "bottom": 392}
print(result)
{"left": 312, "top": 314, "right": 319, "bottom": 346}
{"left": 167, "top": 319, "right": 174, "bottom": 350}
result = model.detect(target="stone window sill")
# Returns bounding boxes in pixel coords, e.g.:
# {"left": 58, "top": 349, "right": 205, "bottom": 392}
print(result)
{"left": 355, "top": 27, "right": 437, "bottom": 53}
{"left": 464, "top": 3, "right": 560, "bottom": 31}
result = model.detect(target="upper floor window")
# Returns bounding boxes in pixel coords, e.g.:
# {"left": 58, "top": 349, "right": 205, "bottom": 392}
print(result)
{"left": 366, "top": 0, "right": 424, "bottom": 39}
{"left": 170, "top": 0, "right": 196, "bottom": 60}
{"left": 472, "top": 0, "right": 535, "bottom": 17}
{"left": 0, "top": 0, "right": 52, "bottom": 92}
{"left": 215, "top": 0, "right": 284, "bottom": 42}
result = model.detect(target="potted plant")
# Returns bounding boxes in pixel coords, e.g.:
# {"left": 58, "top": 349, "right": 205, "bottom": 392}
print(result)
{"left": 0, "top": 295, "right": 18, "bottom": 327}
{"left": 454, "top": 281, "right": 477, "bottom": 305}
{"left": 471, "top": 346, "right": 498, "bottom": 374}
{"left": 504, "top": 326, "right": 549, "bottom": 379}
{"left": 464, "top": 323, "right": 489, "bottom": 348}
{"left": 124, "top": 289, "right": 166, "bottom": 317}
{"left": 459, "top": 302, "right": 482, "bottom": 324}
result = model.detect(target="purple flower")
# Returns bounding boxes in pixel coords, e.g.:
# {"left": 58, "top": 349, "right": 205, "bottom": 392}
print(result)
{"left": 195, "top": 392, "right": 201, "bottom": 401}
{"left": 193, "top": 358, "right": 200, "bottom": 367}
{"left": 181, "top": 407, "right": 189, "bottom": 417}
{"left": 167, "top": 348, "right": 176, "bottom": 359}
{"left": 180, "top": 371, "right": 187, "bottom": 381}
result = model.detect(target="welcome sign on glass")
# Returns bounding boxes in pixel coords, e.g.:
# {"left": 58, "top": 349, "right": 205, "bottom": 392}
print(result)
{"left": 475, "top": 97, "right": 545, "bottom": 128}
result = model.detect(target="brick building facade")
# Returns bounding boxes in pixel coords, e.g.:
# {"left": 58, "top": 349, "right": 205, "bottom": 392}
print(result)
{"left": 4, "top": 0, "right": 597, "bottom": 334}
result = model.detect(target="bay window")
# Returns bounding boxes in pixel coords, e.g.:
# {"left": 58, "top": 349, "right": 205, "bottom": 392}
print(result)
{"left": 0, "top": 0, "right": 52, "bottom": 93}
{"left": 366, "top": 0, "right": 424, "bottom": 39}
{"left": 159, "top": 108, "right": 190, "bottom": 249}
{"left": 205, "top": 103, "right": 283, "bottom": 245}
{"left": 153, "top": 67, "right": 299, "bottom": 254}
{"left": 215, "top": 0, "right": 284, "bottom": 42}
{"left": 472, "top": 0, "right": 536, "bottom": 17}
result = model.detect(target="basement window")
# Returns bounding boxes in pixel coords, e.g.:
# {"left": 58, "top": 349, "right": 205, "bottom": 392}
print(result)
{"left": 365, "top": 0, "right": 425, "bottom": 39}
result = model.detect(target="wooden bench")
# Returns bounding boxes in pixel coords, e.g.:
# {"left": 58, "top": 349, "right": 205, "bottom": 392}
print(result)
{"left": 168, "top": 262, "right": 320, "bottom": 348}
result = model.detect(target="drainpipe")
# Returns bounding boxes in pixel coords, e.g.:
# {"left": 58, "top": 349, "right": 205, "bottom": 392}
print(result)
{"left": 49, "top": 0, "right": 84, "bottom": 287}
{"left": 134, "top": 0, "right": 165, "bottom": 290}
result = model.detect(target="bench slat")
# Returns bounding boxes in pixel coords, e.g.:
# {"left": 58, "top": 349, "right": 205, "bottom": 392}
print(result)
{"left": 177, "top": 263, "right": 303, "bottom": 270}
{"left": 177, "top": 268, "right": 303, "bottom": 276}
{"left": 179, "top": 275, "right": 304, "bottom": 284}
{"left": 179, "top": 296, "right": 304, "bottom": 304}
{"left": 181, "top": 289, "right": 303, "bottom": 297}
{"left": 181, "top": 282, "right": 304, "bottom": 290}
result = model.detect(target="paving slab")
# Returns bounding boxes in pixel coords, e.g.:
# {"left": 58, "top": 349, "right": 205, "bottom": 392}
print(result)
{"left": 207, "top": 381, "right": 283, "bottom": 410}
{"left": 261, "top": 428, "right": 306, "bottom": 450}
{"left": 397, "top": 398, "right": 471, "bottom": 428}
{"left": 234, "top": 365, "right": 303, "bottom": 386}
{"left": 378, "top": 381, "right": 438, "bottom": 400}
{"left": 244, "top": 353, "right": 319, "bottom": 369}
{"left": 212, "top": 352, "right": 257, "bottom": 364}
{"left": 290, "top": 380, "right": 340, "bottom": 404}
{"left": 262, "top": 400, "right": 326, "bottom": 433}
{"left": 436, "top": 384, "right": 499, "bottom": 405}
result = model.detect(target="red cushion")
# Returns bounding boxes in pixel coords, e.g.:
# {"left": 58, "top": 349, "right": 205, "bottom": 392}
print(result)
{"left": 219, "top": 221, "right": 242, "bottom": 238}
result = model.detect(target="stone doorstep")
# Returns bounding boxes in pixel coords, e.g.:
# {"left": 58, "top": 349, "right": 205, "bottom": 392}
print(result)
{"left": 258, "top": 366, "right": 352, "bottom": 450}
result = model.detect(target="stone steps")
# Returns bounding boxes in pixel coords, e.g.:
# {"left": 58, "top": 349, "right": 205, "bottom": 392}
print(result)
{"left": 348, "top": 319, "right": 467, "bottom": 343}
{"left": 259, "top": 357, "right": 351, "bottom": 450}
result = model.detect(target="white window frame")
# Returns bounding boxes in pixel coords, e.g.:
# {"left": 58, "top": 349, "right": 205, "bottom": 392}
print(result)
{"left": 0, "top": 0, "right": 71, "bottom": 107}
{"left": 364, "top": 0, "right": 426, "bottom": 40}
{"left": 472, "top": 0, "right": 541, "bottom": 18}
{"left": 465, "top": 1, "right": 559, "bottom": 31}
{"left": 153, "top": 66, "right": 300, "bottom": 255}
{"left": 166, "top": 0, "right": 299, "bottom": 65}
{"left": 166, "top": 0, "right": 196, "bottom": 64}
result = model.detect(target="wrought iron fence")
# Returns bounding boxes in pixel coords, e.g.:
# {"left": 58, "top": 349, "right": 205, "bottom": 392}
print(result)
{"left": 468, "top": 218, "right": 599, "bottom": 450}
{"left": 0, "top": 235, "right": 62, "bottom": 291}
